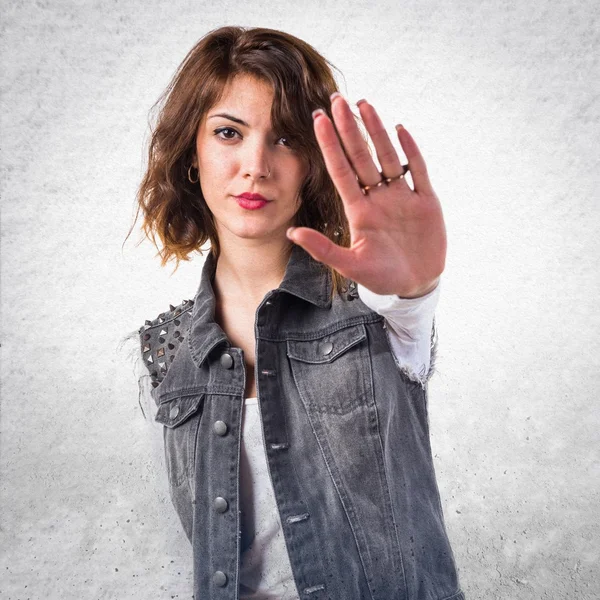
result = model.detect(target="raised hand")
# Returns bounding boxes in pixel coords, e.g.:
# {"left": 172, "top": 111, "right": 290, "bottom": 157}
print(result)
{"left": 286, "top": 93, "right": 446, "bottom": 299}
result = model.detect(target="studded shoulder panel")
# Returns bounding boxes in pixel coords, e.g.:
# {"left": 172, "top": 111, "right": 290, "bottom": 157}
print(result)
{"left": 342, "top": 279, "right": 360, "bottom": 301}
{"left": 138, "top": 298, "right": 195, "bottom": 388}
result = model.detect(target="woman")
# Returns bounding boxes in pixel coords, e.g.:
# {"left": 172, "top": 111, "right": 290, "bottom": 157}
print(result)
{"left": 130, "top": 25, "right": 464, "bottom": 600}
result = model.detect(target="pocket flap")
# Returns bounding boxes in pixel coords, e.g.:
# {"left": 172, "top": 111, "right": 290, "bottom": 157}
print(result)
{"left": 154, "top": 393, "right": 204, "bottom": 429}
{"left": 287, "top": 325, "right": 367, "bottom": 364}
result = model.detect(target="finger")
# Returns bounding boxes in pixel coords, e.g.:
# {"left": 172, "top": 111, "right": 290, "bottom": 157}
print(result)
{"left": 329, "top": 93, "right": 381, "bottom": 187}
{"left": 287, "top": 226, "right": 355, "bottom": 279}
{"left": 395, "top": 125, "right": 434, "bottom": 196}
{"left": 312, "top": 109, "right": 365, "bottom": 208}
{"left": 356, "top": 100, "right": 409, "bottom": 191}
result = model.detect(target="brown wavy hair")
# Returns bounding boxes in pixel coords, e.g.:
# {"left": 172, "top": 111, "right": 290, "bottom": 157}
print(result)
{"left": 126, "top": 25, "right": 370, "bottom": 300}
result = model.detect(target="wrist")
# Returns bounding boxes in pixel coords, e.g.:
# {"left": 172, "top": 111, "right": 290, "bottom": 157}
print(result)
{"left": 396, "top": 278, "right": 440, "bottom": 300}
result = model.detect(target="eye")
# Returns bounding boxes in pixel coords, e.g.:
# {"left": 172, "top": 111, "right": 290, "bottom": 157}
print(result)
{"left": 214, "top": 127, "right": 240, "bottom": 141}
{"left": 213, "top": 127, "right": 294, "bottom": 148}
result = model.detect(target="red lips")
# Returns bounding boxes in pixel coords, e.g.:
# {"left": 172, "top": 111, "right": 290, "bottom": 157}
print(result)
{"left": 236, "top": 193, "right": 269, "bottom": 202}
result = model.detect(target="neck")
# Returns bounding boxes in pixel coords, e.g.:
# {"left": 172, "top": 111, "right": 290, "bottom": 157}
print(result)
{"left": 212, "top": 234, "right": 294, "bottom": 308}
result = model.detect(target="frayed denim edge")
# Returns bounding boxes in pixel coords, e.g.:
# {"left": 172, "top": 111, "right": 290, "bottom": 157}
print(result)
{"left": 382, "top": 316, "right": 438, "bottom": 391}
{"left": 116, "top": 329, "right": 155, "bottom": 421}
{"left": 426, "top": 314, "right": 439, "bottom": 385}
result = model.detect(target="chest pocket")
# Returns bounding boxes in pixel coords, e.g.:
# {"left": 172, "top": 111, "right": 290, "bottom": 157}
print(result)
{"left": 287, "top": 323, "right": 372, "bottom": 414}
{"left": 155, "top": 392, "right": 205, "bottom": 488}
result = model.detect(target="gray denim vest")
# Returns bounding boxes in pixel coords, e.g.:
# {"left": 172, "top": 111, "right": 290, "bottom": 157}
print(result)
{"left": 139, "top": 244, "right": 465, "bottom": 600}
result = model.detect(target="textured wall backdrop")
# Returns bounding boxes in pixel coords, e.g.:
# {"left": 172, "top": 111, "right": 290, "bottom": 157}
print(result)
{"left": 1, "top": 1, "right": 598, "bottom": 598}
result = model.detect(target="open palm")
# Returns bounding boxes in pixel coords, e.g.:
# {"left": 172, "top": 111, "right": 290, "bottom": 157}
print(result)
{"left": 287, "top": 93, "right": 446, "bottom": 299}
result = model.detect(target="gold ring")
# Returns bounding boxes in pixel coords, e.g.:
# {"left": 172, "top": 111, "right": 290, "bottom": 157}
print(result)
{"left": 358, "top": 164, "right": 409, "bottom": 195}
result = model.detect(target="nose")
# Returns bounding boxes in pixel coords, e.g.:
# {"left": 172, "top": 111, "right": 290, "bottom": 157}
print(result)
{"left": 243, "top": 140, "right": 271, "bottom": 180}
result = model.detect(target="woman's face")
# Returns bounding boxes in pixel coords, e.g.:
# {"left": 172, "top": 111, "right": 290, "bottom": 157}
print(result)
{"left": 194, "top": 73, "right": 309, "bottom": 244}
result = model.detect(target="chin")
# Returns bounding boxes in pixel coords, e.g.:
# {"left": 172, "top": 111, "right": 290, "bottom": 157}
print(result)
{"left": 231, "top": 224, "right": 282, "bottom": 240}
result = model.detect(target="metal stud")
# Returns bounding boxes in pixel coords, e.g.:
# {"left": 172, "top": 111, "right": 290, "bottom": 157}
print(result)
{"left": 174, "top": 331, "right": 180, "bottom": 337}
{"left": 214, "top": 420, "right": 228, "bottom": 436}
{"left": 220, "top": 353, "right": 234, "bottom": 369}
{"left": 168, "top": 343, "right": 175, "bottom": 350}
{"left": 157, "top": 348, "right": 165, "bottom": 358}
{"left": 169, "top": 304, "right": 175, "bottom": 311}
{"left": 151, "top": 381, "right": 159, "bottom": 388}
{"left": 179, "top": 336, "right": 184, "bottom": 342}
{"left": 143, "top": 333, "right": 150, "bottom": 341}
{"left": 346, "top": 280, "right": 359, "bottom": 300}
{"left": 159, "top": 329, "right": 167, "bottom": 335}
{"left": 214, "top": 496, "right": 229, "bottom": 512}
{"left": 145, "top": 320, "right": 152, "bottom": 326}
{"left": 159, "top": 337, "right": 165, "bottom": 344}
{"left": 147, "top": 355, "right": 154, "bottom": 364}
{"left": 142, "top": 345, "right": 150, "bottom": 353}
{"left": 158, "top": 317, "right": 165, "bottom": 324}
{"left": 321, "top": 342, "right": 333, "bottom": 355}
{"left": 159, "top": 361, "right": 166, "bottom": 370}
{"left": 174, "top": 319, "right": 180, "bottom": 326}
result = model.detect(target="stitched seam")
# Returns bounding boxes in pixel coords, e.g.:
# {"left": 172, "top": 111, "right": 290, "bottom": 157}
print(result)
{"left": 142, "top": 305, "right": 193, "bottom": 331}
{"left": 261, "top": 313, "right": 384, "bottom": 342}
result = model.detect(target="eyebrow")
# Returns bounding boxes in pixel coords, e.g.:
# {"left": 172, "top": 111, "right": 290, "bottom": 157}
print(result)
{"left": 208, "top": 113, "right": 250, "bottom": 127}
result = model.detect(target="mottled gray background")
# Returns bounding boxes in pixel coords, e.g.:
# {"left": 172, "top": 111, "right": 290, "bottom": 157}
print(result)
{"left": 1, "top": 0, "right": 598, "bottom": 598}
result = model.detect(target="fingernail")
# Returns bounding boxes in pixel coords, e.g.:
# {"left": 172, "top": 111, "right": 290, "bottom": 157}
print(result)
{"left": 356, "top": 98, "right": 368, "bottom": 107}
{"left": 312, "top": 108, "right": 326, "bottom": 119}
{"left": 330, "top": 91, "right": 343, "bottom": 102}
{"left": 286, "top": 227, "right": 296, "bottom": 238}
{"left": 395, "top": 124, "right": 404, "bottom": 131}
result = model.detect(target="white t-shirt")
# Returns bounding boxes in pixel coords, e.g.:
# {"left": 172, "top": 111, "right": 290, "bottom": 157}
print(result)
{"left": 239, "top": 282, "right": 441, "bottom": 598}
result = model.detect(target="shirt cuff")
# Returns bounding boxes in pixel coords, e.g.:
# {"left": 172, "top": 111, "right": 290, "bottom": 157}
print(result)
{"left": 356, "top": 279, "right": 441, "bottom": 342}
{"left": 356, "top": 279, "right": 441, "bottom": 385}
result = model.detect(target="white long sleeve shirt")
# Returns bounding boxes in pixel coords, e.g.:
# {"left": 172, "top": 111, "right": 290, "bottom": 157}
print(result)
{"left": 238, "top": 280, "right": 441, "bottom": 598}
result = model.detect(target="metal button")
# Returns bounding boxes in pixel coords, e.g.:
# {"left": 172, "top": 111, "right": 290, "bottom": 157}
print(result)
{"left": 265, "top": 300, "right": 272, "bottom": 305}
{"left": 169, "top": 404, "right": 180, "bottom": 419}
{"left": 220, "top": 352, "right": 234, "bottom": 369}
{"left": 321, "top": 341, "right": 333, "bottom": 355}
{"left": 213, "top": 570, "right": 227, "bottom": 587}
{"left": 213, "top": 420, "right": 228, "bottom": 436}
{"left": 214, "top": 497, "right": 229, "bottom": 513}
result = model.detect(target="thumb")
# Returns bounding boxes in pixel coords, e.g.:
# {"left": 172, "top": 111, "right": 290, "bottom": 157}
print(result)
{"left": 287, "top": 227, "right": 352, "bottom": 278}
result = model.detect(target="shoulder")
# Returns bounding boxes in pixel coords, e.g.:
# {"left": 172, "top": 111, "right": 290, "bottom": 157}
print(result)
{"left": 138, "top": 298, "right": 195, "bottom": 388}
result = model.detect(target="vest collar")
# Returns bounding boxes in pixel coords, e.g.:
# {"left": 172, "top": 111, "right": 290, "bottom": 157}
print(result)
{"left": 188, "top": 243, "right": 332, "bottom": 367}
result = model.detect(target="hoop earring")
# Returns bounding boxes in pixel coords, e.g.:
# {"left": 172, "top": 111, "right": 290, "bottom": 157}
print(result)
{"left": 187, "top": 164, "right": 199, "bottom": 184}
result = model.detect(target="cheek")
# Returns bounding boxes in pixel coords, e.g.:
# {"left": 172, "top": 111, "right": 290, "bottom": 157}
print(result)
{"left": 197, "top": 154, "right": 223, "bottom": 203}
{"left": 196, "top": 135, "right": 229, "bottom": 174}
{"left": 288, "top": 156, "right": 308, "bottom": 183}
{"left": 294, "top": 162, "right": 309, "bottom": 198}
{"left": 197, "top": 150, "right": 222, "bottom": 179}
